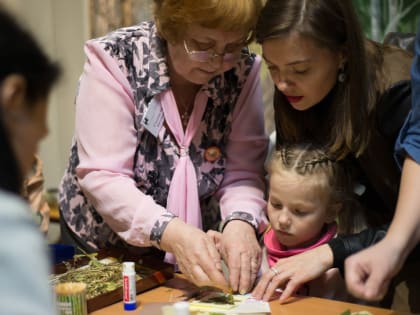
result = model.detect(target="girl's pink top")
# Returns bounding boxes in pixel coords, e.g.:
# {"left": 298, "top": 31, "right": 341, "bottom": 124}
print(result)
{"left": 265, "top": 223, "right": 338, "bottom": 267}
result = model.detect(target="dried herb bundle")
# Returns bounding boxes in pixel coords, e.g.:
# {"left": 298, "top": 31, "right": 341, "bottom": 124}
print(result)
{"left": 182, "top": 286, "right": 235, "bottom": 305}
{"left": 50, "top": 253, "right": 140, "bottom": 299}
{"left": 197, "top": 291, "right": 235, "bottom": 305}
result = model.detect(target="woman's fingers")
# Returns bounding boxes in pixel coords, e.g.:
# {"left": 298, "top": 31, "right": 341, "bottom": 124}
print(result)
{"left": 221, "top": 221, "right": 262, "bottom": 293}
{"left": 165, "top": 221, "right": 227, "bottom": 287}
{"left": 278, "top": 278, "right": 300, "bottom": 303}
{"left": 252, "top": 266, "right": 286, "bottom": 301}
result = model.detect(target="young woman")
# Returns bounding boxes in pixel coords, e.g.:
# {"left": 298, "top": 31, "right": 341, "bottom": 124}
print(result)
{"left": 254, "top": 0, "right": 419, "bottom": 308}
{"left": 0, "top": 7, "right": 60, "bottom": 315}
{"left": 59, "top": 0, "right": 268, "bottom": 293}
{"left": 255, "top": 144, "right": 355, "bottom": 301}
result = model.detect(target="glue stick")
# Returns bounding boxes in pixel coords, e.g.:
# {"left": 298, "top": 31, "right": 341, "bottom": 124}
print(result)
{"left": 122, "top": 262, "right": 137, "bottom": 311}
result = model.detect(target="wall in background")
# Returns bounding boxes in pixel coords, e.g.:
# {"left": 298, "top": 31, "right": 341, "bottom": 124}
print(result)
{"left": 2, "top": 0, "right": 88, "bottom": 190}
{"left": 89, "top": 0, "right": 153, "bottom": 37}
{"left": 1, "top": 0, "right": 157, "bottom": 190}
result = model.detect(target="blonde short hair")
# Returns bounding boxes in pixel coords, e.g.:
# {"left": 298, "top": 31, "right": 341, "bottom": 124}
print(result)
{"left": 154, "top": 0, "right": 262, "bottom": 44}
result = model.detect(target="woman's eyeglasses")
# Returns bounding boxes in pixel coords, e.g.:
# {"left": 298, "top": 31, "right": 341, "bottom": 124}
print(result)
{"left": 183, "top": 40, "right": 245, "bottom": 63}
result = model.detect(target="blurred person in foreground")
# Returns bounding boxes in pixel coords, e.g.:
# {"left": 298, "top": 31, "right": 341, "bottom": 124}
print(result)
{"left": 0, "top": 6, "right": 60, "bottom": 315}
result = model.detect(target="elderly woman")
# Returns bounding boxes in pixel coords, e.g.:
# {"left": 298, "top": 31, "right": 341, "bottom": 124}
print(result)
{"left": 59, "top": 0, "right": 268, "bottom": 293}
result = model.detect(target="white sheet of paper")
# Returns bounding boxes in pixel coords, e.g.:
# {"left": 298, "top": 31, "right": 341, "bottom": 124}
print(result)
{"left": 189, "top": 294, "right": 271, "bottom": 314}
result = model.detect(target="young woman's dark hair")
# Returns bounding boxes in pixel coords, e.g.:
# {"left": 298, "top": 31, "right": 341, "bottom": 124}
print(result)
{"left": 0, "top": 7, "right": 60, "bottom": 194}
{"left": 256, "top": 0, "right": 371, "bottom": 160}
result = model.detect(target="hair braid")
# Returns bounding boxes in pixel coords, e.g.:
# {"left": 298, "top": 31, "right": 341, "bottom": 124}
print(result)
{"left": 279, "top": 144, "right": 333, "bottom": 175}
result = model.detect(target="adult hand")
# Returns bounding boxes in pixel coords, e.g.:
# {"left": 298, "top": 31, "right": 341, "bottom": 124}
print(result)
{"left": 160, "top": 218, "right": 228, "bottom": 288}
{"left": 345, "top": 157, "right": 420, "bottom": 300}
{"left": 220, "top": 220, "right": 261, "bottom": 294}
{"left": 206, "top": 229, "right": 222, "bottom": 252}
{"left": 252, "top": 244, "right": 333, "bottom": 302}
{"left": 345, "top": 238, "right": 404, "bottom": 301}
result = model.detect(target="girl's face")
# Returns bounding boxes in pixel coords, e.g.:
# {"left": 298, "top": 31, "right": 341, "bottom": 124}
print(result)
{"left": 267, "top": 172, "right": 334, "bottom": 249}
{"left": 262, "top": 32, "right": 345, "bottom": 111}
{"left": 167, "top": 24, "right": 247, "bottom": 85}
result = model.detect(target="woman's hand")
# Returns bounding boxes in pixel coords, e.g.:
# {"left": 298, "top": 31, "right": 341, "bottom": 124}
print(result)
{"left": 344, "top": 238, "right": 403, "bottom": 301}
{"left": 220, "top": 220, "right": 262, "bottom": 294}
{"left": 345, "top": 157, "right": 420, "bottom": 301}
{"left": 206, "top": 229, "right": 222, "bottom": 252}
{"left": 252, "top": 244, "right": 334, "bottom": 302}
{"left": 160, "top": 218, "right": 228, "bottom": 288}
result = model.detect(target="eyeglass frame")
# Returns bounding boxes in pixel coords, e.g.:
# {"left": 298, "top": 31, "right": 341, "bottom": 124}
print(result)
{"left": 183, "top": 39, "right": 248, "bottom": 63}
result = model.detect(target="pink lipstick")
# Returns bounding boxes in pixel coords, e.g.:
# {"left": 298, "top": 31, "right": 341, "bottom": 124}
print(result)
{"left": 285, "top": 95, "right": 303, "bottom": 103}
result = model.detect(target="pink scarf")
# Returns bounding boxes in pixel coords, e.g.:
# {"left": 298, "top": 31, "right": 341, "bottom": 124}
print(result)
{"left": 159, "top": 89, "right": 207, "bottom": 263}
{"left": 264, "top": 223, "right": 337, "bottom": 267}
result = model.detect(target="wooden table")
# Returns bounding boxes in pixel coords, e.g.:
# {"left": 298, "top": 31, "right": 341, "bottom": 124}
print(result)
{"left": 91, "top": 276, "right": 414, "bottom": 315}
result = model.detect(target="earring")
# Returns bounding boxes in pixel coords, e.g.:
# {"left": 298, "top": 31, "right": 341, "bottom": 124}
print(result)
{"left": 338, "top": 68, "right": 346, "bottom": 83}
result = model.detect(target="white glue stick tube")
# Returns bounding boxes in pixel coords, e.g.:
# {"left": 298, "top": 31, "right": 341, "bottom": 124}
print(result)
{"left": 122, "top": 262, "right": 137, "bottom": 311}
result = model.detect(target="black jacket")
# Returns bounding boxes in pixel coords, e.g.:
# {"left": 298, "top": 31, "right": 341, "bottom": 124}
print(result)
{"left": 329, "top": 226, "right": 386, "bottom": 272}
{"left": 329, "top": 225, "right": 420, "bottom": 273}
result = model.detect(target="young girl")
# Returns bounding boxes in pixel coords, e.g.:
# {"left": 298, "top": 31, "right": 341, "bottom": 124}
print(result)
{"left": 256, "top": 143, "right": 356, "bottom": 301}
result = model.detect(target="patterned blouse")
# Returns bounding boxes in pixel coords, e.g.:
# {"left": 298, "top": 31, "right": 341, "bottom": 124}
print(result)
{"left": 59, "top": 21, "right": 268, "bottom": 251}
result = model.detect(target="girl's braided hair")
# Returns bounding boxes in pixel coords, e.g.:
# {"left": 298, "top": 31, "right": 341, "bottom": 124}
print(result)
{"left": 269, "top": 143, "right": 362, "bottom": 234}
{"left": 278, "top": 143, "right": 332, "bottom": 176}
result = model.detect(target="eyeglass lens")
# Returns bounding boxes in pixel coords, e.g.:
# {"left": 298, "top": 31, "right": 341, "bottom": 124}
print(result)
{"left": 184, "top": 40, "right": 241, "bottom": 63}
{"left": 189, "top": 51, "right": 238, "bottom": 62}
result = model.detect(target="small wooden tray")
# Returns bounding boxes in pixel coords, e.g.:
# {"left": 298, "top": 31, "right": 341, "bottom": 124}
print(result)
{"left": 52, "top": 248, "right": 174, "bottom": 313}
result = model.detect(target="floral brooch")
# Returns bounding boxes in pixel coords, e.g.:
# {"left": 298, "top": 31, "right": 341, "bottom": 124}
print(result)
{"left": 204, "top": 146, "right": 221, "bottom": 163}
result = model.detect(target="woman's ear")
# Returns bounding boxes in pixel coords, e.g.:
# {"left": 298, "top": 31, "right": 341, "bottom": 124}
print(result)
{"left": 338, "top": 46, "right": 348, "bottom": 69}
{"left": 0, "top": 74, "right": 27, "bottom": 114}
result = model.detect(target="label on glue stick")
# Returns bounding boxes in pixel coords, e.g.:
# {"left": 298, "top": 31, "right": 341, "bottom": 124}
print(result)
{"left": 123, "top": 262, "right": 137, "bottom": 311}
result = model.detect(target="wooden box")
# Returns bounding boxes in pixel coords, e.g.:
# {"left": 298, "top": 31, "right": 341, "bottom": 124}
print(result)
{"left": 52, "top": 248, "right": 174, "bottom": 313}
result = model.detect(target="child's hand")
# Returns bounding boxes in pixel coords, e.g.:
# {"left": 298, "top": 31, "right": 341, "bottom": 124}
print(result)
{"left": 252, "top": 244, "right": 333, "bottom": 302}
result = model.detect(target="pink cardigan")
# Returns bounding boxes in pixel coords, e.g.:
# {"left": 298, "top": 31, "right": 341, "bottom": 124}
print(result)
{"left": 59, "top": 22, "right": 268, "bottom": 250}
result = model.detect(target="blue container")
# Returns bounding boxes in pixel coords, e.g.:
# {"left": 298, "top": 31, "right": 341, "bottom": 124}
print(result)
{"left": 49, "top": 243, "right": 75, "bottom": 264}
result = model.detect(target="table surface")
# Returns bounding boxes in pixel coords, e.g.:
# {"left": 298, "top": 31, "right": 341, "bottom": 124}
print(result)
{"left": 91, "top": 276, "right": 414, "bottom": 315}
